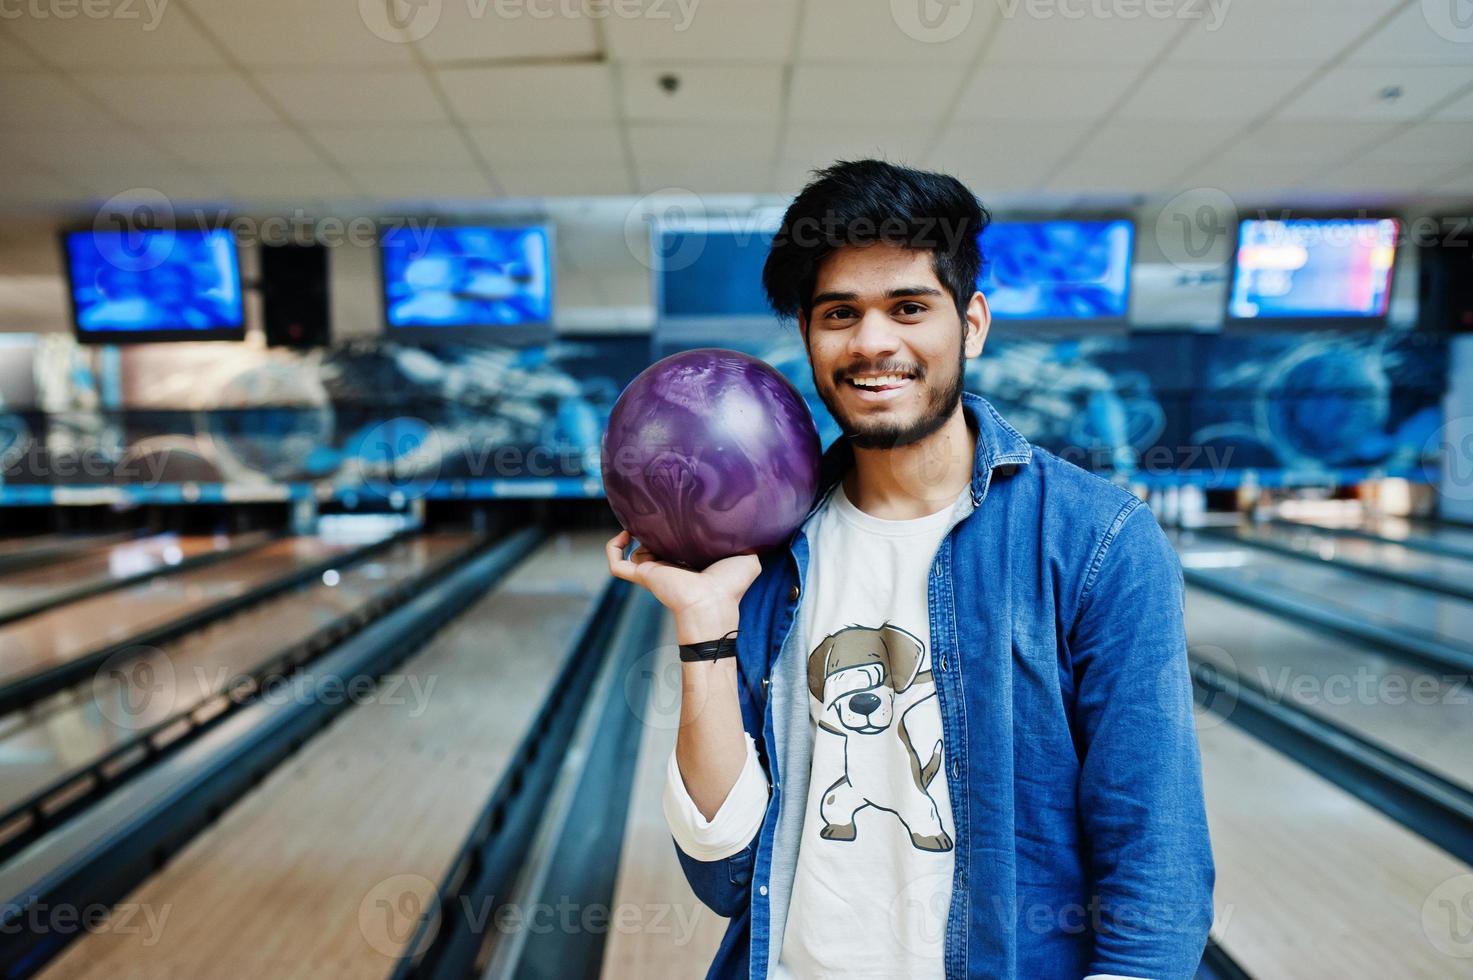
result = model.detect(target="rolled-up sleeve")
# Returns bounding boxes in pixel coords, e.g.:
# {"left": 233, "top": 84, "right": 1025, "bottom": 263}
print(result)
{"left": 663, "top": 730, "right": 770, "bottom": 862}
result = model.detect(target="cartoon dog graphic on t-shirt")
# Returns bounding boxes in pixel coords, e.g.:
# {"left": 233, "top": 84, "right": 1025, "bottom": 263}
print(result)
{"left": 806, "top": 623, "right": 953, "bottom": 852}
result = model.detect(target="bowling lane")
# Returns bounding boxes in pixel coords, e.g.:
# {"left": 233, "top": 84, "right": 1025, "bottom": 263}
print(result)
{"left": 1280, "top": 514, "right": 1473, "bottom": 561}
{"left": 1222, "top": 522, "right": 1473, "bottom": 598}
{"left": 0, "top": 531, "right": 271, "bottom": 619}
{"left": 0, "top": 536, "right": 370, "bottom": 703}
{"left": 1200, "top": 714, "right": 1470, "bottom": 978}
{"left": 40, "top": 531, "right": 611, "bottom": 978}
{"left": 0, "top": 533, "right": 476, "bottom": 823}
{"left": 600, "top": 614, "right": 726, "bottom": 979}
{"left": 1176, "top": 534, "right": 1473, "bottom": 656}
{"left": 1188, "top": 588, "right": 1473, "bottom": 792}
{"left": 0, "top": 532, "right": 136, "bottom": 572}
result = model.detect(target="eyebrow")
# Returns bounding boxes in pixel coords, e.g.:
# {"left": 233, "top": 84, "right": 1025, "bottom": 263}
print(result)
{"left": 810, "top": 285, "right": 944, "bottom": 307}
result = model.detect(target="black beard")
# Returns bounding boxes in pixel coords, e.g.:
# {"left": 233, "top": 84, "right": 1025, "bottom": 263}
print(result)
{"left": 814, "top": 348, "right": 966, "bottom": 451}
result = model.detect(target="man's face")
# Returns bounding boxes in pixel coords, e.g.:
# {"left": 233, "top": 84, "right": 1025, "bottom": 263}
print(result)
{"left": 800, "top": 243, "right": 988, "bottom": 450}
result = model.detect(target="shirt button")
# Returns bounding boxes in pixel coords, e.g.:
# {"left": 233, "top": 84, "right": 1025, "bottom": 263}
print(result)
{"left": 759, "top": 885, "right": 768, "bottom": 896}
{"left": 788, "top": 585, "right": 800, "bottom": 602}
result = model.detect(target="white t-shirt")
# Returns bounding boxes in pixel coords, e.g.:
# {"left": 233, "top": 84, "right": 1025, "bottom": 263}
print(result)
{"left": 774, "top": 482, "right": 962, "bottom": 980}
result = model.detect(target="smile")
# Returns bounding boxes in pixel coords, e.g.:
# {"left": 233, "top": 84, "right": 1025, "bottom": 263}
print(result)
{"left": 844, "top": 373, "right": 914, "bottom": 401}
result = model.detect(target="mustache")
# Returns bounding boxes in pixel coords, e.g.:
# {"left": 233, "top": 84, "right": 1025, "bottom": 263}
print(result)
{"left": 833, "top": 361, "right": 925, "bottom": 384}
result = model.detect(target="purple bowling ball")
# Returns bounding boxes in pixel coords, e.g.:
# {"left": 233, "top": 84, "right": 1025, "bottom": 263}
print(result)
{"left": 602, "top": 348, "right": 822, "bottom": 569}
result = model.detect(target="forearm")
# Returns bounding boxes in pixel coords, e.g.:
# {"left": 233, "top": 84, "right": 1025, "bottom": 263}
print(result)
{"left": 673, "top": 602, "right": 749, "bottom": 820}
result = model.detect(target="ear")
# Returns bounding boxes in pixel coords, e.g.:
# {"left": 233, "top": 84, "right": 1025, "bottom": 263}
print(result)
{"left": 807, "top": 636, "right": 835, "bottom": 703}
{"left": 963, "top": 290, "right": 989, "bottom": 361}
{"left": 879, "top": 624, "right": 925, "bottom": 692}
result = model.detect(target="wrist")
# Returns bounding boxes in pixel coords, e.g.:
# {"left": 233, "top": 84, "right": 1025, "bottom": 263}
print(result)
{"left": 674, "top": 601, "right": 739, "bottom": 645}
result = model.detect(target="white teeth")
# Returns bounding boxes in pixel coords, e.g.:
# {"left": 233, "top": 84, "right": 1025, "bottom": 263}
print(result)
{"left": 850, "top": 374, "right": 907, "bottom": 388}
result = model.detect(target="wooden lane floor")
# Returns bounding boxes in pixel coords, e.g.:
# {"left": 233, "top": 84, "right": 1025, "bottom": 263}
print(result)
{"left": 0, "top": 537, "right": 365, "bottom": 700}
{"left": 1222, "top": 522, "right": 1473, "bottom": 597}
{"left": 1200, "top": 712, "right": 1473, "bottom": 978}
{"left": 0, "top": 532, "right": 136, "bottom": 571}
{"left": 1278, "top": 514, "right": 1473, "bottom": 560}
{"left": 599, "top": 613, "right": 725, "bottom": 979}
{"left": 0, "top": 532, "right": 270, "bottom": 618}
{"left": 39, "top": 531, "right": 611, "bottom": 978}
{"left": 0, "top": 533, "right": 476, "bottom": 822}
{"left": 1187, "top": 588, "right": 1473, "bottom": 792}
{"left": 1176, "top": 535, "right": 1473, "bottom": 653}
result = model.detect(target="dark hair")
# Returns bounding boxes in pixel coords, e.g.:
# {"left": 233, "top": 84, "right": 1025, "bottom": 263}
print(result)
{"left": 762, "top": 159, "right": 991, "bottom": 322}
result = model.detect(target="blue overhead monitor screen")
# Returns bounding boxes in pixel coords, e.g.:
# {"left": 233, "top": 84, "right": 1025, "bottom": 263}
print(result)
{"left": 382, "top": 225, "right": 552, "bottom": 329}
{"left": 1228, "top": 218, "right": 1399, "bottom": 321}
{"left": 65, "top": 229, "right": 243, "bottom": 337}
{"left": 978, "top": 220, "right": 1134, "bottom": 321}
{"left": 657, "top": 228, "right": 775, "bottom": 319}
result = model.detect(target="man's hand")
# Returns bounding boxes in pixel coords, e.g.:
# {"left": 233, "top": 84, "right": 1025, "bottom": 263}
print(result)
{"left": 605, "top": 530, "right": 761, "bottom": 643}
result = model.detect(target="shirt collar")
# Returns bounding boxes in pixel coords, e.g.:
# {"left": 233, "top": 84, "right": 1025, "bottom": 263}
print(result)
{"left": 807, "top": 391, "right": 1032, "bottom": 518}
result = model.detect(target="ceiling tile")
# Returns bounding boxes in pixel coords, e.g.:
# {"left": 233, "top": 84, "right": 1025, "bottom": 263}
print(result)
{"left": 0, "top": 171, "right": 88, "bottom": 203}
{"left": 927, "top": 123, "right": 1089, "bottom": 194}
{"left": 628, "top": 123, "right": 778, "bottom": 166}
{"left": 0, "top": 30, "right": 43, "bottom": 69}
{"left": 13, "top": 125, "right": 181, "bottom": 174}
{"left": 1433, "top": 85, "right": 1473, "bottom": 121}
{"left": 629, "top": 123, "right": 776, "bottom": 192}
{"left": 0, "top": 73, "right": 119, "bottom": 128}
{"left": 984, "top": 7, "right": 1180, "bottom": 66}
{"left": 2, "top": 5, "right": 226, "bottom": 71}
{"left": 73, "top": 70, "right": 279, "bottom": 126}
{"left": 1431, "top": 164, "right": 1473, "bottom": 194}
{"left": 1348, "top": 4, "right": 1473, "bottom": 66}
{"left": 798, "top": 0, "right": 990, "bottom": 63}
{"left": 1116, "top": 64, "right": 1316, "bottom": 121}
{"left": 621, "top": 64, "right": 783, "bottom": 122}
{"left": 413, "top": 3, "right": 599, "bottom": 63}
{"left": 1277, "top": 65, "right": 1473, "bottom": 120}
{"left": 1177, "top": 155, "right": 1317, "bottom": 198}
{"left": 1043, "top": 123, "right": 1225, "bottom": 193}
{"left": 636, "top": 156, "right": 772, "bottom": 194}
{"left": 215, "top": 167, "right": 355, "bottom": 199}
{"left": 255, "top": 67, "right": 449, "bottom": 124}
{"left": 496, "top": 164, "right": 635, "bottom": 198}
{"left": 347, "top": 168, "right": 494, "bottom": 199}
{"left": 183, "top": 0, "right": 419, "bottom": 67}
{"left": 605, "top": 0, "right": 799, "bottom": 62}
{"left": 1314, "top": 155, "right": 1463, "bottom": 192}
{"left": 69, "top": 166, "right": 226, "bottom": 199}
{"left": 1352, "top": 122, "right": 1473, "bottom": 165}
{"left": 954, "top": 65, "right": 1140, "bottom": 121}
{"left": 779, "top": 123, "right": 932, "bottom": 171}
{"left": 468, "top": 124, "right": 625, "bottom": 169}
{"left": 153, "top": 125, "right": 326, "bottom": 168}
{"left": 1228, "top": 121, "right": 1401, "bottom": 160}
{"left": 315, "top": 125, "right": 479, "bottom": 169}
{"left": 790, "top": 64, "right": 968, "bottom": 122}
{"left": 437, "top": 63, "right": 617, "bottom": 122}
{"left": 1169, "top": 0, "right": 1402, "bottom": 65}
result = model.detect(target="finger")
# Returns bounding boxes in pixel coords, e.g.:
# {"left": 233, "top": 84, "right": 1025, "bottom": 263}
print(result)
{"left": 605, "top": 532, "right": 638, "bottom": 581}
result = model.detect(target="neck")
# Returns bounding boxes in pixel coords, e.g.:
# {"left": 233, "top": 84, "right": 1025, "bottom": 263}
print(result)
{"left": 842, "top": 404, "right": 976, "bottom": 520}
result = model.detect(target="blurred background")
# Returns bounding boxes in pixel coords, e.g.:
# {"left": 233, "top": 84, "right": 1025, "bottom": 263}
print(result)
{"left": 0, "top": 1, "right": 1471, "bottom": 978}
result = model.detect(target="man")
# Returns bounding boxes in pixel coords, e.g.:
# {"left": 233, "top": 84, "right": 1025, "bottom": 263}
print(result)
{"left": 606, "top": 160, "right": 1214, "bottom": 980}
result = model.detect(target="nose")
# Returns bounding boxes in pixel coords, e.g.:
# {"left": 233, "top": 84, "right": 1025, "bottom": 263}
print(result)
{"left": 849, "top": 692, "right": 881, "bottom": 716}
{"left": 847, "top": 310, "right": 900, "bottom": 363}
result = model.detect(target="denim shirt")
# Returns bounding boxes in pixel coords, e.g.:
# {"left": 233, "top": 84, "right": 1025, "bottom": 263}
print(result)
{"left": 672, "top": 392, "right": 1215, "bottom": 980}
